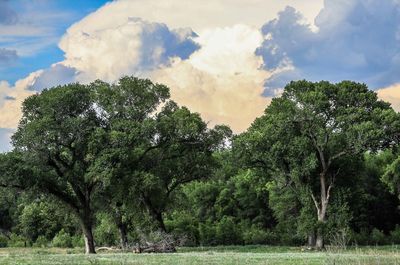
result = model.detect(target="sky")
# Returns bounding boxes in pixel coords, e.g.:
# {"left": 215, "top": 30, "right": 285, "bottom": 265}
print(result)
{"left": 1, "top": 0, "right": 400, "bottom": 152}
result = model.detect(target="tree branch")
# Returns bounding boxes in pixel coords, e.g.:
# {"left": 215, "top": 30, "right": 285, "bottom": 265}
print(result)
{"left": 310, "top": 192, "right": 321, "bottom": 214}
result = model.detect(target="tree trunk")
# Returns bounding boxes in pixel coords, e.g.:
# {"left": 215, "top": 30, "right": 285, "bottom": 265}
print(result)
{"left": 310, "top": 172, "right": 330, "bottom": 250}
{"left": 315, "top": 230, "right": 324, "bottom": 250}
{"left": 118, "top": 222, "right": 129, "bottom": 250}
{"left": 80, "top": 207, "right": 96, "bottom": 254}
{"left": 114, "top": 207, "right": 129, "bottom": 250}
{"left": 155, "top": 211, "right": 166, "bottom": 232}
{"left": 308, "top": 232, "right": 316, "bottom": 247}
{"left": 316, "top": 204, "right": 327, "bottom": 250}
{"left": 82, "top": 226, "right": 96, "bottom": 254}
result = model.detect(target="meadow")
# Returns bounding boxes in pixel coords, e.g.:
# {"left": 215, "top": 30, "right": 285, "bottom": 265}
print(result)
{"left": 1, "top": 246, "right": 400, "bottom": 265}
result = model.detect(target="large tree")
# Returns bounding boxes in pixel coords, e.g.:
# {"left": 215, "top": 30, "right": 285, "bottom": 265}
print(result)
{"left": 90, "top": 78, "right": 231, "bottom": 237}
{"left": 235, "top": 80, "right": 400, "bottom": 249}
{"left": 6, "top": 76, "right": 228, "bottom": 253}
{"left": 10, "top": 83, "right": 104, "bottom": 253}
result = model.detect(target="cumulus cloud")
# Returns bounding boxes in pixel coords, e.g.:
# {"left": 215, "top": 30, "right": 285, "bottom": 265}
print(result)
{"left": 27, "top": 64, "right": 78, "bottom": 91}
{"left": 0, "top": 0, "right": 17, "bottom": 25}
{"left": 66, "top": 0, "right": 323, "bottom": 32}
{"left": 152, "top": 25, "right": 271, "bottom": 132}
{"left": 377, "top": 84, "right": 400, "bottom": 112}
{"left": 0, "top": 62, "right": 82, "bottom": 134}
{"left": 0, "top": 75, "right": 36, "bottom": 128}
{"left": 257, "top": 0, "right": 400, "bottom": 94}
{"left": 60, "top": 17, "right": 199, "bottom": 82}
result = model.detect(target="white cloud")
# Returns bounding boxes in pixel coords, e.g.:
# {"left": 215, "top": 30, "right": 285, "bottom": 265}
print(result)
{"left": 61, "top": 15, "right": 271, "bottom": 132}
{"left": 72, "top": 0, "right": 323, "bottom": 32}
{"left": 0, "top": 0, "right": 325, "bottom": 152}
{"left": 377, "top": 83, "right": 400, "bottom": 112}
{"left": 60, "top": 17, "right": 199, "bottom": 83}
{"left": 152, "top": 25, "right": 271, "bottom": 132}
{"left": 0, "top": 74, "right": 36, "bottom": 128}
{"left": 257, "top": 0, "right": 400, "bottom": 94}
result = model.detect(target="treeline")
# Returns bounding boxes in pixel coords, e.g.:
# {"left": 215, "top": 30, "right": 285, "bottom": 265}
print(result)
{"left": 1, "top": 77, "right": 400, "bottom": 253}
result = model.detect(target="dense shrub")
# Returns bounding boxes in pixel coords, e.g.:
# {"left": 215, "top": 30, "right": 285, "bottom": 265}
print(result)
{"left": 33, "top": 235, "right": 49, "bottom": 248}
{"left": 199, "top": 221, "right": 217, "bottom": 246}
{"left": 52, "top": 229, "right": 72, "bottom": 248}
{"left": 390, "top": 225, "right": 400, "bottom": 244}
{"left": 8, "top": 233, "right": 28, "bottom": 247}
{"left": 370, "top": 228, "right": 386, "bottom": 245}
{"left": 71, "top": 235, "right": 85, "bottom": 248}
{"left": 351, "top": 229, "right": 370, "bottom": 245}
{"left": 215, "top": 216, "right": 242, "bottom": 245}
{"left": 242, "top": 225, "right": 277, "bottom": 245}
{"left": 94, "top": 216, "right": 119, "bottom": 247}
{"left": 165, "top": 212, "right": 199, "bottom": 246}
{"left": 0, "top": 234, "right": 8, "bottom": 248}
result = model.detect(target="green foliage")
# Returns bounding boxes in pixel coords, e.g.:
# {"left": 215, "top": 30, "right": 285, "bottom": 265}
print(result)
{"left": 52, "top": 229, "right": 73, "bottom": 248}
{"left": 17, "top": 199, "right": 77, "bottom": 243}
{"left": 241, "top": 225, "right": 277, "bottom": 245}
{"left": 235, "top": 80, "right": 400, "bottom": 247}
{"left": 2, "top": 78, "right": 400, "bottom": 250}
{"left": 33, "top": 236, "right": 49, "bottom": 248}
{"left": 382, "top": 152, "right": 400, "bottom": 201}
{"left": 71, "top": 235, "right": 85, "bottom": 248}
{"left": 165, "top": 212, "right": 199, "bottom": 246}
{"left": 94, "top": 215, "right": 119, "bottom": 247}
{"left": 7, "top": 233, "right": 28, "bottom": 247}
{"left": 198, "top": 221, "right": 217, "bottom": 246}
{"left": 0, "top": 234, "right": 8, "bottom": 248}
{"left": 215, "top": 216, "right": 242, "bottom": 245}
{"left": 390, "top": 225, "right": 400, "bottom": 244}
{"left": 370, "top": 229, "right": 387, "bottom": 245}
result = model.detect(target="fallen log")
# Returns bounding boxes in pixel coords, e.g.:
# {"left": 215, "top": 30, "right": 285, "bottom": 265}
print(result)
{"left": 96, "top": 246, "right": 119, "bottom": 252}
{"left": 134, "top": 242, "right": 176, "bottom": 253}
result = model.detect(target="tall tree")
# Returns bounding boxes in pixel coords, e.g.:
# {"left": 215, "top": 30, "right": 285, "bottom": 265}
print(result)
{"left": 235, "top": 80, "right": 400, "bottom": 249}
{"left": 6, "top": 77, "right": 186, "bottom": 253}
{"left": 89, "top": 77, "right": 171, "bottom": 249}
{"left": 10, "top": 83, "right": 102, "bottom": 253}
{"left": 136, "top": 104, "right": 231, "bottom": 232}
{"left": 90, "top": 77, "right": 231, "bottom": 235}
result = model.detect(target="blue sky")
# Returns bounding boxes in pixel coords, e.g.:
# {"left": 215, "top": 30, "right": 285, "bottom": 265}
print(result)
{"left": 0, "top": 0, "right": 109, "bottom": 84}
{"left": 1, "top": 0, "right": 400, "bottom": 152}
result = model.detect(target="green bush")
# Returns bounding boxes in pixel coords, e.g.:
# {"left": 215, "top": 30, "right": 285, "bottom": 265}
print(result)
{"left": 94, "top": 217, "right": 118, "bottom": 246}
{"left": 351, "top": 229, "right": 370, "bottom": 245}
{"left": 370, "top": 228, "right": 386, "bottom": 245}
{"left": 199, "top": 221, "right": 217, "bottom": 246}
{"left": 33, "top": 235, "right": 49, "bottom": 248}
{"left": 8, "top": 233, "right": 28, "bottom": 247}
{"left": 390, "top": 225, "right": 400, "bottom": 244}
{"left": 242, "top": 226, "right": 276, "bottom": 245}
{"left": 0, "top": 234, "right": 8, "bottom": 248}
{"left": 52, "top": 229, "right": 73, "bottom": 248}
{"left": 165, "top": 212, "right": 199, "bottom": 246}
{"left": 215, "top": 216, "right": 242, "bottom": 245}
{"left": 71, "top": 234, "right": 85, "bottom": 248}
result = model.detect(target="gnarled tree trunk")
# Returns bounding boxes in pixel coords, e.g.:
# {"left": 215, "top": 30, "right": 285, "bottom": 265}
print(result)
{"left": 82, "top": 225, "right": 96, "bottom": 254}
{"left": 117, "top": 222, "right": 129, "bottom": 250}
{"left": 311, "top": 172, "right": 331, "bottom": 250}
{"left": 308, "top": 232, "right": 316, "bottom": 247}
{"left": 155, "top": 211, "right": 166, "bottom": 232}
{"left": 79, "top": 206, "right": 96, "bottom": 254}
{"left": 114, "top": 207, "right": 129, "bottom": 250}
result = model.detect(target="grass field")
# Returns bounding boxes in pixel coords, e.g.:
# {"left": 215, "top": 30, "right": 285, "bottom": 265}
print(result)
{"left": 1, "top": 245, "right": 400, "bottom": 265}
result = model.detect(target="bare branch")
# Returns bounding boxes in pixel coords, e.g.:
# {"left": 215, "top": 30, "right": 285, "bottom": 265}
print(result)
{"left": 310, "top": 192, "right": 321, "bottom": 213}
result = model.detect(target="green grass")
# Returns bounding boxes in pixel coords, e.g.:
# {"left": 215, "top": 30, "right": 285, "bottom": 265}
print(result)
{"left": 0, "top": 246, "right": 400, "bottom": 265}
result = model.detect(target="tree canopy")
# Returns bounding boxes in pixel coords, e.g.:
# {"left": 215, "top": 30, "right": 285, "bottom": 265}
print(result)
{"left": 235, "top": 80, "right": 400, "bottom": 248}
